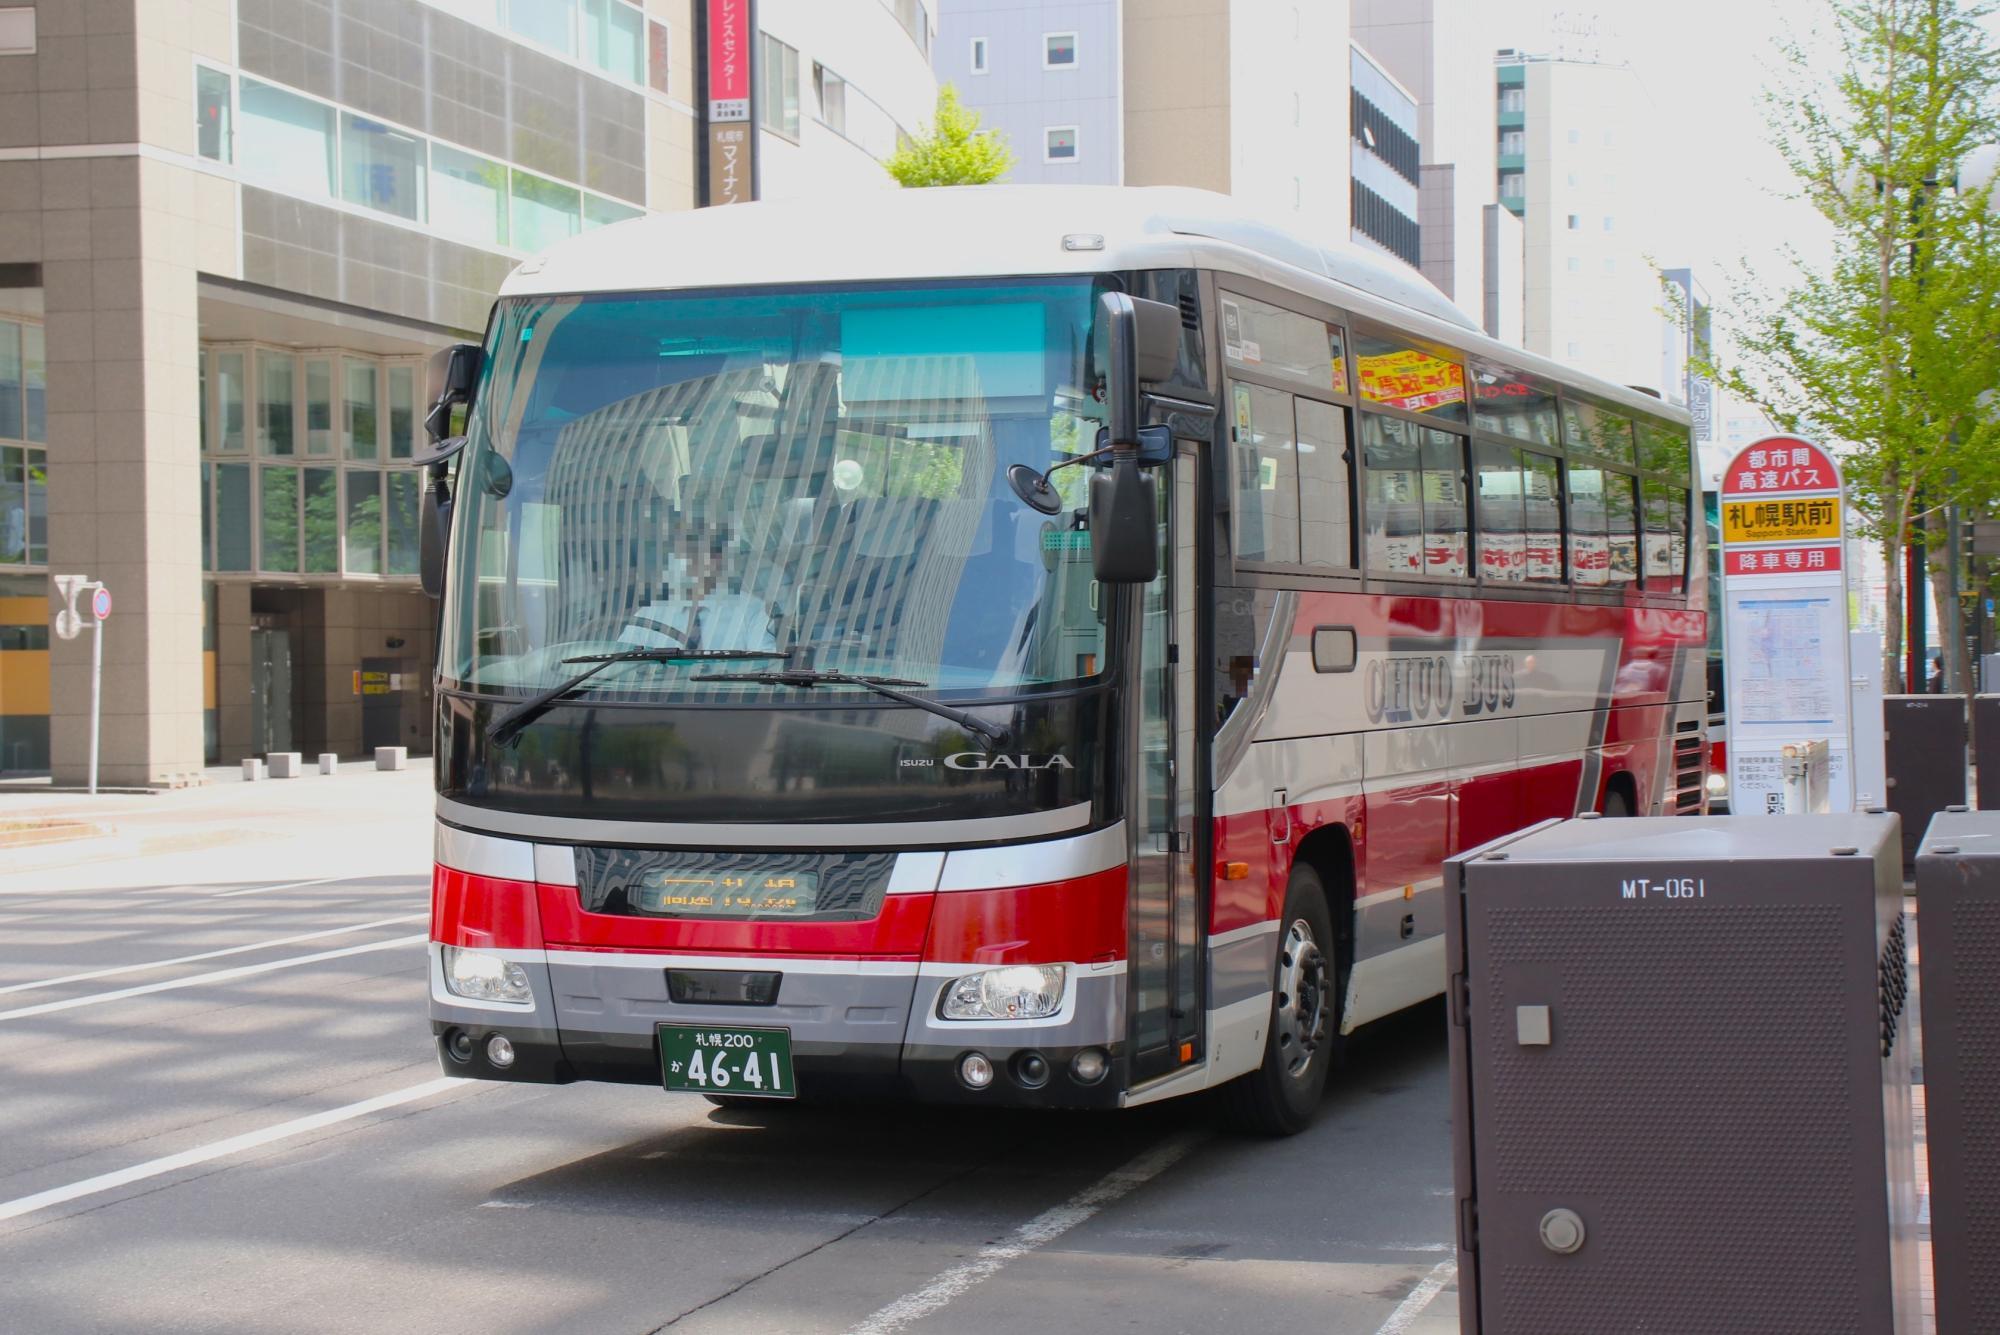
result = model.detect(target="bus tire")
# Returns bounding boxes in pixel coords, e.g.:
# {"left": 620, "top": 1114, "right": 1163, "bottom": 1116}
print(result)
{"left": 1222, "top": 864, "right": 1339, "bottom": 1137}
{"left": 1601, "top": 786, "right": 1634, "bottom": 818}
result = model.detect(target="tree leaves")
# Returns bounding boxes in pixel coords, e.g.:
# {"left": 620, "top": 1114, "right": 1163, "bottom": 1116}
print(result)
{"left": 884, "top": 86, "right": 1015, "bottom": 188}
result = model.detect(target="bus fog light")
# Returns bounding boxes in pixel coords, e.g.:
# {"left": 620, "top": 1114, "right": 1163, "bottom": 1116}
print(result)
{"left": 1070, "top": 1048, "right": 1108, "bottom": 1084}
{"left": 443, "top": 946, "right": 532, "bottom": 1004}
{"left": 446, "top": 1029, "right": 475, "bottom": 1063}
{"left": 959, "top": 1052, "right": 995, "bottom": 1089}
{"left": 486, "top": 1035, "right": 516, "bottom": 1068}
{"left": 939, "top": 964, "right": 1066, "bottom": 1021}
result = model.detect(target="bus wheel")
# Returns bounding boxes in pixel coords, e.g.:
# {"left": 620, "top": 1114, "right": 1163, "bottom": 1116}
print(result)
{"left": 1601, "top": 787, "right": 1634, "bottom": 817}
{"left": 1223, "top": 864, "right": 1339, "bottom": 1137}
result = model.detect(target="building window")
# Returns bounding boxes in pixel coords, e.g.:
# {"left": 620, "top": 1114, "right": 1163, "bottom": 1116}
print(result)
{"left": 1566, "top": 256, "right": 1581, "bottom": 272}
{"left": 304, "top": 467, "right": 339, "bottom": 573}
{"left": 0, "top": 7, "right": 34, "bottom": 54}
{"left": 1499, "top": 130, "right": 1524, "bottom": 156}
{"left": 431, "top": 144, "right": 510, "bottom": 248}
{"left": 582, "top": 0, "right": 644, "bottom": 84}
{"left": 647, "top": 18, "right": 670, "bottom": 95}
{"left": 1566, "top": 213, "right": 1580, "bottom": 230}
{"left": 260, "top": 465, "right": 300, "bottom": 573}
{"left": 1351, "top": 90, "right": 1421, "bottom": 185}
{"left": 214, "top": 463, "right": 251, "bottom": 571}
{"left": 1566, "top": 340, "right": 1582, "bottom": 358}
{"left": 814, "top": 63, "right": 846, "bottom": 135}
{"left": 1044, "top": 31, "right": 1077, "bottom": 67}
{"left": 340, "top": 114, "right": 426, "bottom": 221}
{"left": 1567, "top": 128, "right": 1580, "bottom": 144}
{"left": 970, "top": 36, "right": 987, "bottom": 74}
{"left": 1602, "top": 215, "right": 1615, "bottom": 231}
{"left": 1044, "top": 126, "right": 1078, "bottom": 162}
{"left": 344, "top": 470, "right": 381, "bottom": 575}
{"left": 1500, "top": 87, "right": 1525, "bottom": 113}
{"left": 506, "top": 0, "right": 577, "bottom": 56}
{"left": 258, "top": 352, "right": 295, "bottom": 457}
{"left": 304, "top": 358, "right": 333, "bottom": 456}
{"left": 1603, "top": 257, "right": 1616, "bottom": 273}
{"left": 760, "top": 33, "right": 800, "bottom": 140}
{"left": 511, "top": 169, "right": 581, "bottom": 252}
{"left": 344, "top": 361, "right": 379, "bottom": 461}
{"left": 883, "top": 0, "right": 930, "bottom": 56}
{"left": 239, "top": 78, "right": 336, "bottom": 199}
{"left": 195, "top": 65, "right": 231, "bottom": 163}
{"left": 582, "top": 194, "right": 643, "bottom": 229}
{"left": 1500, "top": 172, "right": 1524, "bottom": 200}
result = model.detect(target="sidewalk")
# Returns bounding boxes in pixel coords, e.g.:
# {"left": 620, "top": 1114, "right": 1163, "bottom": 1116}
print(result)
{"left": 0, "top": 759, "right": 435, "bottom": 894}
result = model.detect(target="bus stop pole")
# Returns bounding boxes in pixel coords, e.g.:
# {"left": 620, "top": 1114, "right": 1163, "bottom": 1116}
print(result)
{"left": 88, "top": 585, "right": 102, "bottom": 797}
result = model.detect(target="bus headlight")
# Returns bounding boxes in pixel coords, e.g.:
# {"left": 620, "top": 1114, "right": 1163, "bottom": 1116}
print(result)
{"left": 1706, "top": 772, "right": 1728, "bottom": 795}
{"left": 939, "top": 964, "right": 1066, "bottom": 1021}
{"left": 443, "top": 946, "right": 533, "bottom": 1004}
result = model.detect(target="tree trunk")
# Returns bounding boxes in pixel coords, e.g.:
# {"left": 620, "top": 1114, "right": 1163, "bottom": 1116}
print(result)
{"left": 1928, "top": 507, "right": 1968, "bottom": 693}
{"left": 1883, "top": 521, "right": 1905, "bottom": 693}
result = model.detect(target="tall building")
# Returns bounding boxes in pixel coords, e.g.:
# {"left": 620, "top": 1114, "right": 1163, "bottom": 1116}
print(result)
{"left": 932, "top": 0, "right": 1121, "bottom": 184}
{"left": 931, "top": 1, "right": 1354, "bottom": 234}
{"left": 1493, "top": 50, "right": 1664, "bottom": 392}
{"left": 1350, "top": 0, "right": 1497, "bottom": 330}
{"left": 1347, "top": 42, "right": 1421, "bottom": 271}
{"left": 0, "top": 0, "right": 933, "bottom": 784}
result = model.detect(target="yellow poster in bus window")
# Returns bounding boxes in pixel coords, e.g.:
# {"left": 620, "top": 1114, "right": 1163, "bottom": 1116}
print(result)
{"left": 1357, "top": 348, "right": 1465, "bottom": 414}
{"left": 1721, "top": 497, "right": 1842, "bottom": 544}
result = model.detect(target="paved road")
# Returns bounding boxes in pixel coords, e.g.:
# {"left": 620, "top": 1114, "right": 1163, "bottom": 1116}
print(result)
{"left": 0, "top": 780, "right": 1459, "bottom": 1335}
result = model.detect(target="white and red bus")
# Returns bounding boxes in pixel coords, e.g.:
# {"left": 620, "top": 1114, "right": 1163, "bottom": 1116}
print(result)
{"left": 417, "top": 187, "right": 1706, "bottom": 1134}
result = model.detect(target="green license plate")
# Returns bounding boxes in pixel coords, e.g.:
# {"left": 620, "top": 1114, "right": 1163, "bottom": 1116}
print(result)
{"left": 658, "top": 1024, "right": 795, "bottom": 1099}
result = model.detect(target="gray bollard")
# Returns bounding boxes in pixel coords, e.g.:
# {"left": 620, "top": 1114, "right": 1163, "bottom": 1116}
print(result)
{"left": 318, "top": 752, "right": 338, "bottom": 775}
{"left": 241, "top": 758, "right": 266, "bottom": 781}
{"left": 375, "top": 746, "right": 408, "bottom": 771}
{"left": 268, "top": 752, "right": 303, "bottom": 778}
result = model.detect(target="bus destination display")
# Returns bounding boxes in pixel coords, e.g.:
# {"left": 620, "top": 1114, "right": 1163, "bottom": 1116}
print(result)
{"left": 636, "top": 871, "right": 820, "bottom": 917}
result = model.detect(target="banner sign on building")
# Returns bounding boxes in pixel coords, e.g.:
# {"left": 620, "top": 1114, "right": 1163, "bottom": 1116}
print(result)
{"left": 704, "top": 0, "right": 757, "bottom": 206}
{"left": 1720, "top": 435, "right": 1855, "bottom": 814}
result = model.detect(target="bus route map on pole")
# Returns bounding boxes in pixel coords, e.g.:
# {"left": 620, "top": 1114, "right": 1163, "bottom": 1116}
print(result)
{"left": 1719, "top": 435, "right": 1855, "bottom": 814}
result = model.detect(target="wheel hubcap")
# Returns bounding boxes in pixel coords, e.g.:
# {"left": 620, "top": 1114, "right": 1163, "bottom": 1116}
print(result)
{"left": 1273, "top": 918, "right": 1331, "bottom": 1079}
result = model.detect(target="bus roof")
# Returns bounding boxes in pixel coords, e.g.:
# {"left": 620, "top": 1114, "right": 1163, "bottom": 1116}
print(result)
{"left": 500, "top": 185, "right": 1689, "bottom": 427}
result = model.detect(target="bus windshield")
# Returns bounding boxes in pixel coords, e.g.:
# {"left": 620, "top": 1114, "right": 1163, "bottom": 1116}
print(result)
{"left": 443, "top": 279, "right": 1111, "bottom": 700}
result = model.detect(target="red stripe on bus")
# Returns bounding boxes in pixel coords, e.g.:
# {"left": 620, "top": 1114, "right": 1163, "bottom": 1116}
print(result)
{"left": 920, "top": 866, "right": 1128, "bottom": 966}
{"left": 537, "top": 884, "right": 935, "bottom": 956}
{"left": 432, "top": 865, "right": 544, "bottom": 951}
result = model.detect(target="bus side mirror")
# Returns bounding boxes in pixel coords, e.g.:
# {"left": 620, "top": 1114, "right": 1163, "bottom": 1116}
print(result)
{"left": 1088, "top": 291, "right": 1175, "bottom": 585}
{"left": 419, "top": 470, "right": 453, "bottom": 600}
{"left": 425, "top": 342, "right": 483, "bottom": 443}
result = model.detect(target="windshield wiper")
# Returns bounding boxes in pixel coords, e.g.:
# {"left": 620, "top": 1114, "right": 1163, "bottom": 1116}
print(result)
{"left": 486, "top": 648, "right": 791, "bottom": 746}
{"left": 695, "top": 670, "right": 1010, "bottom": 747}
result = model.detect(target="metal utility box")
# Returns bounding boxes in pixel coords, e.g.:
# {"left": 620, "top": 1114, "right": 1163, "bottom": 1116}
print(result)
{"left": 1884, "top": 694, "right": 1966, "bottom": 865}
{"left": 1915, "top": 811, "right": 2000, "bottom": 1334}
{"left": 1973, "top": 695, "right": 2000, "bottom": 811}
{"left": 1446, "top": 814, "right": 1919, "bottom": 1334}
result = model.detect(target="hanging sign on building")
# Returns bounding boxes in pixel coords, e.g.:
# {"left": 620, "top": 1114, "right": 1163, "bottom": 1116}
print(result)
{"left": 704, "top": 0, "right": 757, "bottom": 206}
{"left": 1720, "top": 435, "right": 1855, "bottom": 814}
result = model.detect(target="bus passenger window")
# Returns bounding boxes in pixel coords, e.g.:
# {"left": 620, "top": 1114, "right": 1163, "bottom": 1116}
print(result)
{"left": 1421, "top": 431, "right": 1468, "bottom": 578}
{"left": 1522, "top": 451, "right": 1564, "bottom": 584}
{"left": 1229, "top": 381, "right": 1301, "bottom": 564}
{"left": 1604, "top": 473, "right": 1639, "bottom": 585}
{"left": 1568, "top": 465, "right": 1607, "bottom": 587}
{"left": 1295, "top": 397, "right": 1352, "bottom": 568}
{"left": 1474, "top": 442, "right": 1525, "bottom": 583}
{"left": 1645, "top": 486, "right": 1689, "bottom": 584}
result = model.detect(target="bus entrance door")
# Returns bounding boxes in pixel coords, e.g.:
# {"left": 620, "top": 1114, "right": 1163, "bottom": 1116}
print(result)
{"left": 1129, "top": 442, "right": 1203, "bottom": 1083}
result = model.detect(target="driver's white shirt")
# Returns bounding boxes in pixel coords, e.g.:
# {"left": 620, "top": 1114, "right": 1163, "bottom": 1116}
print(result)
{"left": 617, "top": 594, "right": 776, "bottom": 652}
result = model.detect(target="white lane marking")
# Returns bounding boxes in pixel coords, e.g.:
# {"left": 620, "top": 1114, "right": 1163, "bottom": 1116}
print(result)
{"left": 0, "top": 914, "right": 429, "bottom": 996}
{"left": 844, "top": 1131, "right": 1204, "bottom": 1335}
{"left": 0, "top": 1077, "right": 467, "bottom": 1224}
{"left": 210, "top": 875, "right": 371, "bottom": 899}
{"left": 0, "top": 935, "right": 426, "bottom": 1022}
{"left": 1372, "top": 1259, "right": 1456, "bottom": 1335}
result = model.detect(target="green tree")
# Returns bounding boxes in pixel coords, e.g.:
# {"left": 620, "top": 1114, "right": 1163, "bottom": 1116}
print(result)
{"left": 1707, "top": 0, "right": 2000, "bottom": 689}
{"left": 884, "top": 85, "right": 1014, "bottom": 187}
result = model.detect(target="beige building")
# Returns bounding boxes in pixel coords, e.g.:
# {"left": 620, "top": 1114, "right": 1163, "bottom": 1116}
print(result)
{"left": 1122, "top": 0, "right": 1351, "bottom": 233}
{"left": 0, "top": 0, "right": 933, "bottom": 785}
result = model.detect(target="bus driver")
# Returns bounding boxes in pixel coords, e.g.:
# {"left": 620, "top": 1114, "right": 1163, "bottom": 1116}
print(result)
{"left": 619, "top": 516, "right": 778, "bottom": 653}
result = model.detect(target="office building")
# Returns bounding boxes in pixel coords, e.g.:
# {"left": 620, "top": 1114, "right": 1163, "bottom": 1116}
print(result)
{"left": 1350, "top": 0, "right": 1497, "bottom": 330}
{"left": 1346, "top": 42, "right": 1420, "bottom": 271}
{"left": 1493, "top": 50, "right": 1665, "bottom": 391}
{"left": 932, "top": 0, "right": 1120, "bottom": 184}
{"left": 0, "top": 0, "right": 933, "bottom": 784}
